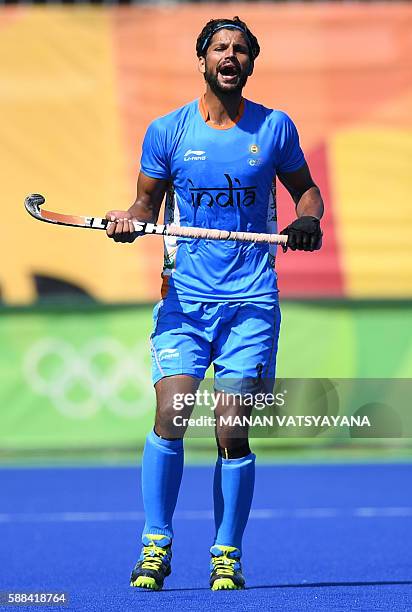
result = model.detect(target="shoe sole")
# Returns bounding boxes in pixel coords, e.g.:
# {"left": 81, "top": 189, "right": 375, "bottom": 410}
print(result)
{"left": 211, "top": 578, "right": 244, "bottom": 591}
{"left": 130, "top": 576, "right": 161, "bottom": 590}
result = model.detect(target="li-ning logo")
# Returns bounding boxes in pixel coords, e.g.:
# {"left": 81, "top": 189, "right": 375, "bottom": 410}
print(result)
{"left": 184, "top": 149, "right": 206, "bottom": 162}
{"left": 158, "top": 348, "right": 180, "bottom": 360}
{"left": 188, "top": 173, "right": 256, "bottom": 208}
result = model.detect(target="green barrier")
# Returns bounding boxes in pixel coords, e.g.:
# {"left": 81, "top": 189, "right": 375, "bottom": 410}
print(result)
{"left": 0, "top": 305, "right": 154, "bottom": 450}
{"left": 0, "top": 303, "right": 411, "bottom": 452}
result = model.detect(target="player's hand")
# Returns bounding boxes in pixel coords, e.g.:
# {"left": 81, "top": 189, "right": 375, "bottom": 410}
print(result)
{"left": 105, "top": 210, "right": 141, "bottom": 243}
{"left": 280, "top": 216, "right": 322, "bottom": 252}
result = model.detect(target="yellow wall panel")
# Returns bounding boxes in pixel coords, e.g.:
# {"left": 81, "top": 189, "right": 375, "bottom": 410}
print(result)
{"left": 0, "top": 8, "right": 148, "bottom": 304}
{"left": 331, "top": 128, "right": 412, "bottom": 297}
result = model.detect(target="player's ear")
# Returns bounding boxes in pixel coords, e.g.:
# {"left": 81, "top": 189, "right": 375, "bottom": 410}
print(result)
{"left": 198, "top": 55, "right": 206, "bottom": 75}
{"left": 247, "top": 61, "right": 254, "bottom": 77}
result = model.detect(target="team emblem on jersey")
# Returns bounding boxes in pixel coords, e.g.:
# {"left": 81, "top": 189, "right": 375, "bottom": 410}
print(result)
{"left": 249, "top": 144, "right": 259, "bottom": 154}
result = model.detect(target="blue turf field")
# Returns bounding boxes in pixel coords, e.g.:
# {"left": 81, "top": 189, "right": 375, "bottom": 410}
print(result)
{"left": 1, "top": 463, "right": 412, "bottom": 611}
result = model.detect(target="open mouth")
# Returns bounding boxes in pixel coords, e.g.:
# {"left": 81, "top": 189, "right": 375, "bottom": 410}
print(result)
{"left": 218, "top": 63, "right": 240, "bottom": 81}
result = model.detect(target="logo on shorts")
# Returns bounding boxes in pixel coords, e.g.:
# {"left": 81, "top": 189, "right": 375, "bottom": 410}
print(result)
{"left": 184, "top": 149, "right": 206, "bottom": 162}
{"left": 158, "top": 348, "right": 180, "bottom": 360}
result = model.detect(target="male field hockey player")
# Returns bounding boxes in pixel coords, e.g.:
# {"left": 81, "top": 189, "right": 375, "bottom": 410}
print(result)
{"left": 105, "top": 16, "right": 324, "bottom": 591}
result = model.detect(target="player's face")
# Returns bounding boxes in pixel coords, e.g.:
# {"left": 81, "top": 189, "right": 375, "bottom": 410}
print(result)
{"left": 199, "top": 29, "right": 253, "bottom": 94}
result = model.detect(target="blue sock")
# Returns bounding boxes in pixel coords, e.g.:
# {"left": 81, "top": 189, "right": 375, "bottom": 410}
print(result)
{"left": 141, "top": 429, "right": 184, "bottom": 541}
{"left": 213, "top": 453, "right": 256, "bottom": 552}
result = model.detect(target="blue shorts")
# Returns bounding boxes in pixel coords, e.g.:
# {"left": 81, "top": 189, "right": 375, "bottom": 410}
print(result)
{"left": 150, "top": 298, "right": 281, "bottom": 394}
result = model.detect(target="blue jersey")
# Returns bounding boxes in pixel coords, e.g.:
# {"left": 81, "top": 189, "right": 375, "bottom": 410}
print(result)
{"left": 140, "top": 98, "right": 305, "bottom": 303}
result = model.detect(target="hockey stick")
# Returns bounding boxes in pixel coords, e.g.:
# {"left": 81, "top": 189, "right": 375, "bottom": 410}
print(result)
{"left": 24, "top": 193, "right": 287, "bottom": 246}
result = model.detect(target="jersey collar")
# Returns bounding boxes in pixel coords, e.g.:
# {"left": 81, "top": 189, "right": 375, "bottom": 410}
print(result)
{"left": 198, "top": 95, "right": 245, "bottom": 130}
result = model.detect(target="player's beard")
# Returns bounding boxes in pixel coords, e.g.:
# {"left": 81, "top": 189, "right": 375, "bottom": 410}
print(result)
{"left": 204, "top": 62, "right": 249, "bottom": 95}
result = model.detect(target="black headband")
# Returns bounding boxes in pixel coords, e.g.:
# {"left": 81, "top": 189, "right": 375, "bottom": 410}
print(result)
{"left": 200, "top": 23, "right": 253, "bottom": 57}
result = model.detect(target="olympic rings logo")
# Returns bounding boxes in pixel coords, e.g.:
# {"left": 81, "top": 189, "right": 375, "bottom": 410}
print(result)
{"left": 23, "top": 338, "right": 153, "bottom": 419}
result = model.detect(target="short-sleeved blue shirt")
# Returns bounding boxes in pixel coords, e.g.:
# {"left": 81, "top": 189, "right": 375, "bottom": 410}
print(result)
{"left": 141, "top": 98, "right": 305, "bottom": 303}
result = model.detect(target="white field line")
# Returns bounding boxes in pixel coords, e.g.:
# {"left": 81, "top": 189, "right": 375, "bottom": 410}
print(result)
{"left": 0, "top": 507, "right": 412, "bottom": 524}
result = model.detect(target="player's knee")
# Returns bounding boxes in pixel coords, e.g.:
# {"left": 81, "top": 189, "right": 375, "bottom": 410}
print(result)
{"left": 154, "top": 399, "right": 192, "bottom": 439}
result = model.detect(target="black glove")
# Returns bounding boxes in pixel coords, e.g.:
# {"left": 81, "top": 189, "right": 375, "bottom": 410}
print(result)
{"left": 280, "top": 216, "right": 322, "bottom": 252}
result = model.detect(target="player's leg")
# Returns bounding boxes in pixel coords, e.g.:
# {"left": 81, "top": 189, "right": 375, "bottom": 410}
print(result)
{"left": 210, "top": 397, "right": 254, "bottom": 591}
{"left": 131, "top": 298, "right": 211, "bottom": 590}
{"left": 131, "top": 374, "right": 200, "bottom": 590}
{"left": 141, "top": 374, "right": 200, "bottom": 541}
{"left": 213, "top": 394, "right": 255, "bottom": 548}
{"left": 209, "top": 301, "right": 281, "bottom": 590}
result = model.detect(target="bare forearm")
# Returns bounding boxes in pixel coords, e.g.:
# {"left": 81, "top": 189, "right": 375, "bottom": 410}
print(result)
{"left": 105, "top": 174, "right": 167, "bottom": 242}
{"left": 127, "top": 197, "right": 159, "bottom": 223}
{"left": 126, "top": 175, "right": 168, "bottom": 223}
{"left": 296, "top": 186, "right": 324, "bottom": 220}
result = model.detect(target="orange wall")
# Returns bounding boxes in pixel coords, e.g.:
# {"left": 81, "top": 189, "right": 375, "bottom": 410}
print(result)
{"left": 1, "top": 4, "right": 411, "bottom": 304}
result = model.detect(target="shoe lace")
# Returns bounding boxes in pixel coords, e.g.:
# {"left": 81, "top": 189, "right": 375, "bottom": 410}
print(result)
{"left": 211, "top": 552, "right": 237, "bottom": 576}
{"left": 141, "top": 542, "right": 168, "bottom": 571}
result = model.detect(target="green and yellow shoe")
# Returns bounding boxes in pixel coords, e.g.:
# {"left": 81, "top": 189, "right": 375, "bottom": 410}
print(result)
{"left": 130, "top": 534, "right": 172, "bottom": 591}
{"left": 210, "top": 545, "right": 245, "bottom": 591}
